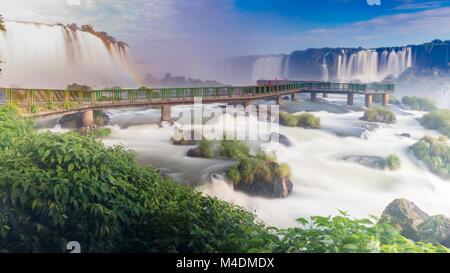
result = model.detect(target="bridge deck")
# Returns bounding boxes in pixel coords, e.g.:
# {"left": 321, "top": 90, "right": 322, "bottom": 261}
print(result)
{"left": 2, "top": 80, "right": 394, "bottom": 118}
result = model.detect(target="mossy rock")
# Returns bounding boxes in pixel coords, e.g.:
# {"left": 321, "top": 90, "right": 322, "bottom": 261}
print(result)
{"left": 378, "top": 198, "right": 430, "bottom": 242}
{"left": 418, "top": 215, "right": 450, "bottom": 247}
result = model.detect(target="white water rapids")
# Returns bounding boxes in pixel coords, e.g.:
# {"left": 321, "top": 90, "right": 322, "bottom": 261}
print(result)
{"left": 39, "top": 94, "right": 450, "bottom": 229}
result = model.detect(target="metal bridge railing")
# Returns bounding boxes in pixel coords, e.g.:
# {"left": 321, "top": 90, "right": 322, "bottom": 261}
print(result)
{"left": 0, "top": 81, "right": 394, "bottom": 110}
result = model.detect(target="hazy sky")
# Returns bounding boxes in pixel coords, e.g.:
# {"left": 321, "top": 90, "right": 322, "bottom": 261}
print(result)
{"left": 1, "top": 0, "right": 450, "bottom": 78}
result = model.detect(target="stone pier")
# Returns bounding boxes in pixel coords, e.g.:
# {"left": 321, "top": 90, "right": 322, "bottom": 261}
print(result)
{"left": 311, "top": 93, "right": 317, "bottom": 101}
{"left": 81, "top": 110, "right": 94, "bottom": 127}
{"left": 365, "top": 94, "right": 373, "bottom": 108}
{"left": 347, "top": 93, "right": 354, "bottom": 106}
{"left": 243, "top": 100, "right": 251, "bottom": 108}
{"left": 292, "top": 92, "right": 297, "bottom": 100}
{"left": 382, "top": 93, "right": 389, "bottom": 107}
{"left": 277, "top": 95, "right": 282, "bottom": 105}
{"left": 161, "top": 104, "right": 171, "bottom": 121}
{"left": 323, "top": 93, "right": 328, "bottom": 98}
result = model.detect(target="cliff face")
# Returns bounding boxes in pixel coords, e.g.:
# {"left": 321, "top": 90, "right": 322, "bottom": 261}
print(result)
{"left": 223, "top": 39, "right": 450, "bottom": 83}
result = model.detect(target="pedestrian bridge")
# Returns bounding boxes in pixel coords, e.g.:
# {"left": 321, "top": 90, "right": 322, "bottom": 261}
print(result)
{"left": 3, "top": 80, "right": 394, "bottom": 125}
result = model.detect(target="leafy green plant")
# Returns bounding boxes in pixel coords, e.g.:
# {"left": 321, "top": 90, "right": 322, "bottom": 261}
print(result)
{"left": 296, "top": 113, "right": 321, "bottom": 129}
{"left": 420, "top": 109, "right": 450, "bottom": 137}
{"left": 30, "top": 104, "right": 39, "bottom": 113}
{"left": 87, "top": 128, "right": 111, "bottom": 139}
{"left": 385, "top": 155, "right": 401, "bottom": 171}
{"left": 198, "top": 139, "right": 213, "bottom": 158}
{"left": 220, "top": 139, "right": 250, "bottom": 159}
{"left": 402, "top": 96, "right": 437, "bottom": 111}
{"left": 412, "top": 136, "right": 449, "bottom": 179}
{"left": 362, "top": 106, "right": 396, "bottom": 123}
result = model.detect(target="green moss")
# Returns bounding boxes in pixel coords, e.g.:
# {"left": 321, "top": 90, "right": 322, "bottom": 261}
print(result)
{"left": 219, "top": 139, "right": 250, "bottom": 159}
{"left": 412, "top": 136, "right": 449, "bottom": 179}
{"left": 385, "top": 155, "right": 401, "bottom": 171}
{"left": 280, "top": 111, "right": 321, "bottom": 128}
{"left": 228, "top": 152, "right": 289, "bottom": 185}
{"left": 198, "top": 139, "right": 213, "bottom": 158}
{"left": 420, "top": 109, "right": 450, "bottom": 138}
{"left": 402, "top": 96, "right": 438, "bottom": 111}
{"left": 362, "top": 106, "right": 396, "bottom": 123}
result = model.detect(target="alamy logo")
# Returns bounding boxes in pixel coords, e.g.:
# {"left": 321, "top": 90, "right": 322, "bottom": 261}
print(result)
{"left": 367, "top": 0, "right": 381, "bottom": 5}
{"left": 171, "top": 97, "right": 280, "bottom": 142}
{"left": 67, "top": 241, "right": 81, "bottom": 253}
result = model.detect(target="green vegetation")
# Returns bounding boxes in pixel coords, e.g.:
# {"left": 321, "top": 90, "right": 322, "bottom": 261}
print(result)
{"left": 362, "top": 106, "right": 396, "bottom": 123}
{"left": 30, "top": 104, "right": 39, "bottom": 113}
{"left": 280, "top": 111, "right": 321, "bottom": 129}
{"left": 402, "top": 96, "right": 438, "bottom": 111}
{"left": 419, "top": 109, "right": 450, "bottom": 137}
{"left": 0, "top": 105, "right": 447, "bottom": 253}
{"left": 373, "top": 94, "right": 400, "bottom": 105}
{"left": 385, "top": 155, "right": 401, "bottom": 171}
{"left": 198, "top": 139, "right": 214, "bottom": 158}
{"left": 228, "top": 153, "right": 287, "bottom": 185}
{"left": 411, "top": 136, "right": 450, "bottom": 179}
{"left": 220, "top": 139, "right": 250, "bottom": 159}
{"left": 87, "top": 127, "right": 111, "bottom": 139}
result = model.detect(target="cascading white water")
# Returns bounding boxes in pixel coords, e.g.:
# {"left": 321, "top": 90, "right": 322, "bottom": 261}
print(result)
{"left": 251, "top": 55, "right": 284, "bottom": 83}
{"left": 321, "top": 55, "right": 329, "bottom": 81}
{"left": 337, "top": 47, "right": 412, "bottom": 82}
{"left": 0, "top": 21, "right": 135, "bottom": 89}
{"left": 432, "top": 85, "right": 450, "bottom": 109}
{"left": 283, "top": 55, "right": 290, "bottom": 78}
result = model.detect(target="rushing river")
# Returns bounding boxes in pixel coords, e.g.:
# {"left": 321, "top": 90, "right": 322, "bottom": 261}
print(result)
{"left": 40, "top": 93, "right": 449, "bottom": 228}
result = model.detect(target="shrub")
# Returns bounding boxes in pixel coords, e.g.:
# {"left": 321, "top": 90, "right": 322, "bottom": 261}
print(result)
{"left": 412, "top": 136, "right": 449, "bottom": 179}
{"left": 279, "top": 111, "right": 320, "bottom": 128}
{"left": 362, "top": 106, "right": 396, "bottom": 123}
{"left": 296, "top": 113, "right": 321, "bottom": 129}
{"left": 198, "top": 139, "right": 213, "bottom": 158}
{"left": 228, "top": 152, "right": 290, "bottom": 185}
{"left": 385, "top": 155, "right": 401, "bottom": 171}
{"left": 279, "top": 111, "right": 298, "bottom": 127}
{"left": 220, "top": 140, "right": 250, "bottom": 159}
{"left": 87, "top": 128, "right": 111, "bottom": 139}
{"left": 401, "top": 96, "right": 438, "bottom": 111}
{"left": 420, "top": 109, "right": 450, "bottom": 137}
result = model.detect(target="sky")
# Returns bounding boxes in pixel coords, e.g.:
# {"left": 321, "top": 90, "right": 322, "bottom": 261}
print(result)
{"left": 1, "top": 0, "right": 450, "bottom": 78}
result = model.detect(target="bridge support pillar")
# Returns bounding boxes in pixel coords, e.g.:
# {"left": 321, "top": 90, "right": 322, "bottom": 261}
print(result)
{"left": 347, "top": 93, "right": 354, "bottom": 106}
{"left": 277, "top": 95, "right": 282, "bottom": 105}
{"left": 161, "top": 104, "right": 171, "bottom": 121}
{"left": 243, "top": 100, "right": 251, "bottom": 108}
{"left": 311, "top": 93, "right": 317, "bottom": 101}
{"left": 292, "top": 92, "right": 297, "bottom": 100}
{"left": 365, "top": 94, "right": 373, "bottom": 108}
{"left": 382, "top": 93, "right": 389, "bottom": 107}
{"left": 82, "top": 110, "right": 94, "bottom": 127}
{"left": 323, "top": 93, "right": 328, "bottom": 98}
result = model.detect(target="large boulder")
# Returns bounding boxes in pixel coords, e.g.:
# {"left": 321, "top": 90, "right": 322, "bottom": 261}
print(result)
{"left": 342, "top": 155, "right": 385, "bottom": 170}
{"left": 233, "top": 177, "right": 293, "bottom": 198}
{"left": 378, "top": 198, "right": 429, "bottom": 241}
{"left": 418, "top": 215, "right": 450, "bottom": 247}
{"left": 268, "top": 132, "right": 292, "bottom": 147}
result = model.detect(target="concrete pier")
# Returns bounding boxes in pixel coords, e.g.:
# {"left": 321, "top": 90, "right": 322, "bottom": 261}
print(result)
{"left": 323, "top": 93, "right": 328, "bottom": 98}
{"left": 81, "top": 110, "right": 94, "bottom": 126}
{"left": 277, "top": 95, "right": 282, "bottom": 105}
{"left": 161, "top": 104, "right": 171, "bottom": 121}
{"left": 347, "top": 93, "right": 354, "bottom": 106}
{"left": 365, "top": 94, "right": 373, "bottom": 108}
{"left": 292, "top": 92, "right": 297, "bottom": 100}
{"left": 382, "top": 93, "right": 389, "bottom": 107}
{"left": 311, "top": 93, "right": 317, "bottom": 101}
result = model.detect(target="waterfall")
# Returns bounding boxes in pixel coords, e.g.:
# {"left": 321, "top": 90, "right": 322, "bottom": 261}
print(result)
{"left": 0, "top": 21, "right": 135, "bottom": 89}
{"left": 433, "top": 86, "right": 450, "bottom": 109}
{"left": 321, "top": 54, "right": 329, "bottom": 81}
{"left": 336, "top": 47, "right": 412, "bottom": 82}
{"left": 283, "top": 55, "right": 290, "bottom": 78}
{"left": 251, "top": 55, "right": 284, "bottom": 83}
